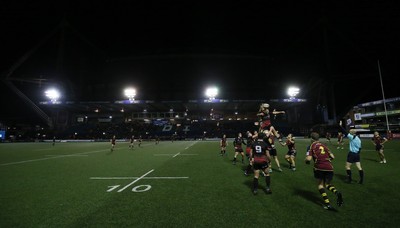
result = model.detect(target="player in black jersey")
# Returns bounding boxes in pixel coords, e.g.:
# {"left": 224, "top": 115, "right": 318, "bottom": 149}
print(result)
{"left": 250, "top": 132, "right": 272, "bottom": 195}
{"left": 232, "top": 132, "right": 247, "bottom": 165}
{"left": 244, "top": 131, "right": 256, "bottom": 175}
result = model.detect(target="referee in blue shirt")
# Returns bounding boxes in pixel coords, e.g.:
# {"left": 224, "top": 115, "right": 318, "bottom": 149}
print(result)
{"left": 339, "top": 121, "right": 364, "bottom": 184}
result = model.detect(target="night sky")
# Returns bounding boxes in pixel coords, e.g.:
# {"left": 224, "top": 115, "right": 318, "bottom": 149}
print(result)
{"left": 1, "top": 1, "right": 399, "bottom": 124}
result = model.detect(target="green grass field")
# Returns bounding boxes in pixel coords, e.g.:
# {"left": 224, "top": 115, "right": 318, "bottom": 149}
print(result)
{"left": 1, "top": 138, "right": 400, "bottom": 227}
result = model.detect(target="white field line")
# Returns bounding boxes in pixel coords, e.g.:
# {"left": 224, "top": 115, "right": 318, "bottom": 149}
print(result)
{"left": 117, "top": 169, "right": 154, "bottom": 192}
{"left": 154, "top": 154, "right": 198, "bottom": 156}
{"left": 0, "top": 149, "right": 109, "bottom": 166}
{"left": 154, "top": 141, "right": 198, "bottom": 157}
{"left": 90, "top": 176, "right": 189, "bottom": 180}
{"left": 185, "top": 141, "right": 197, "bottom": 149}
{"left": 45, "top": 154, "right": 89, "bottom": 157}
{"left": 34, "top": 148, "right": 54, "bottom": 151}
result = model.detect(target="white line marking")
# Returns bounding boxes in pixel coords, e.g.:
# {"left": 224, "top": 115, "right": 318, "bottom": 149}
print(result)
{"left": 185, "top": 141, "right": 197, "bottom": 149}
{"left": 117, "top": 169, "right": 154, "bottom": 192}
{"left": 91, "top": 176, "right": 189, "bottom": 180}
{"left": 154, "top": 153, "right": 198, "bottom": 157}
{"left": 34, "top": 148, "right": 54, "bottom": 151}
{"left": 0, "top": 149, "right": 108, "bottom": 166}
{"left": 45, "top": 154, "right": 89, "bottom": 157}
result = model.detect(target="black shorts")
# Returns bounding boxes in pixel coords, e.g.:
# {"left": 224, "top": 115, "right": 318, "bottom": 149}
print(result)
{"left": 286, "top": 150, "right": 296, "bottom": 157}
{"left": 269, "top": 148, "right": 277, "bottom": 156}
{"left": 375, "top": 144, "right": 383, "bottom": 151}
{"left": 314, "top": 170, "right": 334, "bottom": 182}
{"left": 347, "top": 152, "right": 360, "bottom": 163}
{"left": 253, "top": 162, "right": 269, "bottom": 170}
{"left": 235, "top": 147, "right": 244, "bottom": 153}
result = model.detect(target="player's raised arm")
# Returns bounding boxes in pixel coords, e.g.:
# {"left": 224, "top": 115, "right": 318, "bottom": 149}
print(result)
{"left": 272, "top": 109, "right": 285, "bottom": 115}
{"left": 338, "top": 120, "right": 349, "bottom": 136}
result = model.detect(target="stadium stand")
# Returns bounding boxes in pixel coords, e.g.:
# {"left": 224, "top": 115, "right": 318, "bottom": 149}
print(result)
{"left": 344, "top": 96, "right": 400, "bottom": 139}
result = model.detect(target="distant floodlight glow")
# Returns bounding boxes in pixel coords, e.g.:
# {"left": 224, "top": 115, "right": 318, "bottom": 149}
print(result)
{"left": 45, "top": 88, "right": 60, "bottom": 102}
{"left": 205, "top": 87, "right": 218, "bottom": 99}
{"left": 124, "top": 88, "right": 136, "bottom": 101}
{"left": 287, "top": 87, "right": 300, "bottom": 98}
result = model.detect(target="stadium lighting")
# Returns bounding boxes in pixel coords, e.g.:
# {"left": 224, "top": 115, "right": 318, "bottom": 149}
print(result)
{"left": 287, "top": 87, "right": 300, "bottom": 99}
{"left": 205, "top": 87, "right": 218, "bottom": 100}
{"left": 124, "top": 87, "right": 136, "bottom": 101}
{"left": 45, "top": 88, "right": 60, "bottom": 103}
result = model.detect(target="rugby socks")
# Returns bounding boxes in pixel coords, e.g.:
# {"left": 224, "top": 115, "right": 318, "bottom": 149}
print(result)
{"left": 253, "top": 177, "right": 259, "bottom": 190}
{"left": 346, "top": 170, "right": 352, "bottom": 182}
{"left": 326, "top": 184, "right": 338, "bottom": 194}
{"left": 319, "top": 188, "right": 330, "bottom": 205}
{"left": 245, "top": 164, "right": 252, "bottom": 174}
{"left": 359, "top": 170, "right": 364, "bottom": 184}
{"left": 265, "top": 176, "right": 271, "bottom": 188}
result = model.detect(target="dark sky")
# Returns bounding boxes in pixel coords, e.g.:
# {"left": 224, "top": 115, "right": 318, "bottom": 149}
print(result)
{"left": 1, "top": 1, "right": 399, "bottom": 123}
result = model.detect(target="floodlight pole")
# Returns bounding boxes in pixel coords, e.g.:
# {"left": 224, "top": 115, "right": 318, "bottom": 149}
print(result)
{"left": 377, "top": 60, "right": 390, "bottom": 132}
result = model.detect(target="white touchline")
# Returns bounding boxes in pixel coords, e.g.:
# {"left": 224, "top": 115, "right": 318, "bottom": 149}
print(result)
{"left": 185, "top": 141, "right": 197, "bottom": 149}
{"left": 0, "top": 149, "right": 109, "bottom": 166}
{"left": 117, "top": 169, "right": 155, "bottom": 192}
{"left": 90, "top": 176, "right": 189, "bottom": 180}
{"left": 173, "top": 152, "right": 181, "bottom": 157}
{"left": 45, "top": 155, "right": 89, "bottom": 157}
{"left": 154, "top": 153, "right": 198, "bottom": 157}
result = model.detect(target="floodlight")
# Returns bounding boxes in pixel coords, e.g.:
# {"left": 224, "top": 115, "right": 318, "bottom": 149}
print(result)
{"left": 287, "top": 87, "right": 300, "bottom": 98}
{"left": 205, "top": 87, "right": 218, "bottom": 100}
{"left": 45, "top": 88, "right": 60, "bottom": 103}
{"left": 124, "top": 88, "right": 136, "bottom": 101}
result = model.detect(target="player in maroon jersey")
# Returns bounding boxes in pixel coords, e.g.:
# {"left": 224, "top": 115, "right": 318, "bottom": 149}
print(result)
{"left": 386, "top": 130, "right": 393, "bottom": 140}
{"left": 337, "top": 132, "right": 344, "bottom": 149}
{"left": 372, "top": 131, "right": 388, "bottom": 164}
{"left": 257, "top": 103, "right": 285, "bottom": 139}
{"left": 266, "top": 131, "right": 282, "bottom": 172}
{"left": 232, "top": 132, "right": 247, "bottom": 165}
{"left": 325, "top": 132, "right": 332, "bottom": 144}
{"left": 244, "top": 131, "right": 256, "bottom": 176}
{"left": 220, "top": 134, "right": 228, "bottom": 156}
{"left": 279, "top": 133, "right": 297, "bottom": 171}
{"left": 138, "top": 135, "right": 142, "bottom": 147}
{"left": 250, "top": 132, "right": 272, "bottom": 195}
{"left": 305, "top": 132, "right": 343, "bottom": 210}
{"left": 129, "top": 135, "right": 135, "bottom": 149}
{"left": 110, "top": 135, "right": 116, "bottom": 152}
{"left": 244, "top": 131, "right": 253, "bottom": 160}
